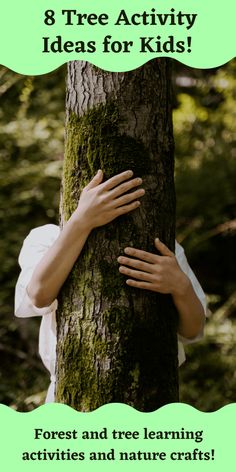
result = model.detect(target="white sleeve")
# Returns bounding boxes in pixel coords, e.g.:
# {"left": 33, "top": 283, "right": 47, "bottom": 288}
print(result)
{"left": 14, "top": 224, "right": 60, "bottom": 318}
{"left": 175, "top": 241, "right": 207, "bottom": 346}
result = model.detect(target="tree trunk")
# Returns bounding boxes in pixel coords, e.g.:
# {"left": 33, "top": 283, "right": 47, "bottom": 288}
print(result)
{"left": 56, "top": 59, "right": 178, "bottom": 411}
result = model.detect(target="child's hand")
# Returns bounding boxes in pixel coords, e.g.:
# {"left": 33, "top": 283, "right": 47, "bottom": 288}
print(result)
{"left": 118, "top": 238, "right": 205, "bottom": 340}
{"left": 75, "top": 169, "right": 145, "bottom": 230}
{"left": 117, "top": 238, "right": 190, "bottom": 297}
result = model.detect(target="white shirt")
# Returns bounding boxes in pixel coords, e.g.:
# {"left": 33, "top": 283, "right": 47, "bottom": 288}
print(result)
{"left": 14, "top": 224, "right": 207, "bottom": 402}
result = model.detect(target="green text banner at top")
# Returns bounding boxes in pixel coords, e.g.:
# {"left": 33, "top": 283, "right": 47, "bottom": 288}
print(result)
{"left": 0, "top": 0, "right": 235, "bottom": 74}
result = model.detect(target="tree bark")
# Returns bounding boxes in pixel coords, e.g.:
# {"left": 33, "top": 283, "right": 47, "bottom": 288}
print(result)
{"left": 56, "top": 59, "right": 178, "bottom": 411}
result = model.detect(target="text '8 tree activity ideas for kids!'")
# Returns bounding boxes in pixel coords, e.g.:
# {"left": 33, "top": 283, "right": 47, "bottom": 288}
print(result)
{"left": 42, "top": 7, "right": 197, "bottom": 55}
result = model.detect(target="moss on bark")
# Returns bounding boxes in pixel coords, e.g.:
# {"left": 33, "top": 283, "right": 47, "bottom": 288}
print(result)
{"left": 62, "top": 102, "right": 151, "bottom": 222}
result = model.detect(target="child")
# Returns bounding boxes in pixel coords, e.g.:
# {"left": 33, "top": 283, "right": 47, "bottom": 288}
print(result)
{"left": 15, "top": 169, "right": 206, "bottom": 402}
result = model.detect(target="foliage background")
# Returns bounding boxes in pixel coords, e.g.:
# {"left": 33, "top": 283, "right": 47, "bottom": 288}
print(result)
{"left": 0, "top": 60, "right": 235, "bottom": 410}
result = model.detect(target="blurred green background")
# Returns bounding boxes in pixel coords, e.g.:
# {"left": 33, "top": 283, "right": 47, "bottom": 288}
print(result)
{"left": 0, "top": 61, "right": 235, "bottom": 411}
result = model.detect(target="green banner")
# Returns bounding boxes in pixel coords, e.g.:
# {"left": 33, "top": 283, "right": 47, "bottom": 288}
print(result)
{"left": 0, "top": 402, "right": 235, "bottom": 470}
{"left": 0, "top": 0, "right": 235, "bottom": 74}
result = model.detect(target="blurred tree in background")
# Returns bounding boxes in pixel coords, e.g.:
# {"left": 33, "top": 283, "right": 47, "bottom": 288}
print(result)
{"left": 173, "top": 61, "right": 236, "bottom": 410}
{"left": 0, "top": 60, "right": 235, "bottom": 410}
{"left": 0, "top": 67, "right": 65, "bottom": 408}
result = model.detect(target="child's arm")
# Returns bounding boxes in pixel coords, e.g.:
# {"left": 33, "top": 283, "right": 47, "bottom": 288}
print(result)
{"left": 27, "top": 169, "right": 145, "bottom": 308}
{"left": 117, "top": 238, "right": 205, "bottom": 340}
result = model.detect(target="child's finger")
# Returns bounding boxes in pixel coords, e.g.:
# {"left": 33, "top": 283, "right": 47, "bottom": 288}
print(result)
{"left": 109, "top": 177, "right": 143, "bottom": 199}
{"left": 155, "top": 238, "right": 174, "bottom": 257}
{"left": 124, "top": 247, "right": 158, "bottom": 264}
{"left": 114, "top": 188, "right": 145, "bottom": 207}
{"left": 115, "top": 200, "right": 141, "bottom": 216}
{"left": 119, "top": 265, "right": 154, "bottom": 282}
{"left": 101, "top": 170, "right": 133, "bottom": 191}
{"left": 85, "top": 170, "right": 103, "bottom": 189}
{"left": 117, "top": 255, "right": 153, "bottom": 273}
{"left": 126, "top": 279, "right": 154, "bottom": 291}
